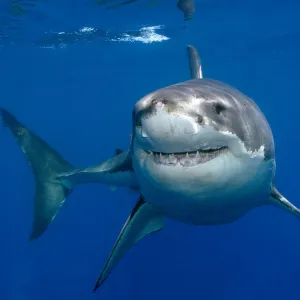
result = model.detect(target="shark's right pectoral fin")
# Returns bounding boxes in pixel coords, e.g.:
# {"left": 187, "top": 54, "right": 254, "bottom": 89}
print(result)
{"left": 93, "top": 196, "right": 164, "bottom": 292}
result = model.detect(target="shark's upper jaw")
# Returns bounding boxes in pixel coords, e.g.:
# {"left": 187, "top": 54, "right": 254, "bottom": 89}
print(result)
{"left": 144, "top": 147, "right": 229, "bottom": 167}
{"left": 134, "top": 109, "right": 231, "bottom": 167}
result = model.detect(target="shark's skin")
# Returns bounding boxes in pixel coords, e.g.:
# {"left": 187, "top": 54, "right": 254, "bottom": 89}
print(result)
{"left": 1, "top": 45, "right": 300, "bottom": 293}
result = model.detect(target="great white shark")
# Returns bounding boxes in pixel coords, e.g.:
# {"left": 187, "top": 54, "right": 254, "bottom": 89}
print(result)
{"left": 1, "top": 45, "right": 299, "bottom": 292}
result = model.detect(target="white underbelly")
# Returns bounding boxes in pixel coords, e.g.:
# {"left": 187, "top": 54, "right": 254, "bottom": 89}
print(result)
{"left": 134, "top": 150, "right": 274, "bottom": 225}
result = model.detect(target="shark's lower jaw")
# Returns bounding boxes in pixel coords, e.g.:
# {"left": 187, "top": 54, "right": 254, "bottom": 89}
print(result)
{"left": 144, "top": 147, "right": 229, "bottom": 167}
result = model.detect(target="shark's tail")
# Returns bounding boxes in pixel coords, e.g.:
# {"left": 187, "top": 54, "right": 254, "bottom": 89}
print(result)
{"left": 1, "top": 108, "right": 74, "bottom": 240}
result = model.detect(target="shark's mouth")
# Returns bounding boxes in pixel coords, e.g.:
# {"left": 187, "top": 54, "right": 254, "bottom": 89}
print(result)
{"left": 145, "top": 147, "right": 228, "bottom": 167}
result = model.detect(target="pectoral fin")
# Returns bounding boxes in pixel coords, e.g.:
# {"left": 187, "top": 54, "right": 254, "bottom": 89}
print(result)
{"left": 93, "top": 196, "right": 164, "bottom": 292}
{"left": 270, "top": 186, "right": 300, "bottom": 218}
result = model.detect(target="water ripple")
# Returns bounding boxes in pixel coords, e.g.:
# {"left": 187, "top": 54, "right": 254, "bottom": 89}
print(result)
{"left": 33, "top": 24, "right": 170, "bottom": 48}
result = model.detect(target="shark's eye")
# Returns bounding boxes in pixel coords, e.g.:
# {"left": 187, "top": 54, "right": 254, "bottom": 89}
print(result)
{"left": 215, "top": 104, "right": 225, "bottom": 115}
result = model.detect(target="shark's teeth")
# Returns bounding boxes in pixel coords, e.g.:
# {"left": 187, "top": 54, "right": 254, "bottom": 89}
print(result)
{"left": 149, "top": 147, "right": 225, "bottom": 156}
{"left": 147, "top": 147, "right": 228, "bottom": 167}
{"left": 166, "top": 154, "right": 177, "bottom": 166}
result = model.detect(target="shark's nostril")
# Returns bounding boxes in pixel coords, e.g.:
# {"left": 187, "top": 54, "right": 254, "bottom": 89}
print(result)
{"left": 196, "top": 115, "right": 204, "bottom": 125}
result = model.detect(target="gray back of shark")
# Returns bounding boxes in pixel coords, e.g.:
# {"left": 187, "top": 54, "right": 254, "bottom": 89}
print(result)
{"left": 1, "top": 45, "right": 299, "bottom": 293}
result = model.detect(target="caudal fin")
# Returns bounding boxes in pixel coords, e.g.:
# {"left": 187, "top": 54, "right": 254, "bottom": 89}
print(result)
{"left": 1, "top": 108, "right": 74, "bottom": 240}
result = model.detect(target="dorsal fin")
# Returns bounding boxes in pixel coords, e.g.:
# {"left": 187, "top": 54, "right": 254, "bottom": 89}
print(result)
{"left": 186, "top": 45, "right": 203, "bottom": 79}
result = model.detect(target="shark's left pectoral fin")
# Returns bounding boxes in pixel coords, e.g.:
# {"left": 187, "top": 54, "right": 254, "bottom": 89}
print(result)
{"left": 270, "top": 186, "right": 300, "bottom": 218}
{"left": 93, "top": 196, "right": 164, "bottom": 292}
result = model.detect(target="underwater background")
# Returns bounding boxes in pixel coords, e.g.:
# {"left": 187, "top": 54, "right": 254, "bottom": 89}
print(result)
{"left": 1, "top": 0, "right": 300, "bottom": 299}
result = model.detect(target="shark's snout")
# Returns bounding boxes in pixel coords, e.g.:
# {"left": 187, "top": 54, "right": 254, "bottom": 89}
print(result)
{"left": 136, "top": 96, "right": 204, "bottom": 138}
{"left": 135, "top": 102, "right": 206, "bottom": 154}
{"left": 134, "top": 106, "right": 231, "bottom": 162}
{"left": 141, "top": 108, "right": 199, "bottom": 138}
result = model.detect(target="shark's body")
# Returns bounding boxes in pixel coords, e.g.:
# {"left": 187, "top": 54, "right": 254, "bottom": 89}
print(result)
{"left": 1, "top": 45, "right": 299, "bottom": 292}
{"left": 132, "top": 77, "right": 274, "bottom": 225}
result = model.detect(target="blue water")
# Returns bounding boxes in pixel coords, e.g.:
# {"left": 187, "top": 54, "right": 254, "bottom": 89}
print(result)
{"left": 1, "top": 0, "right": 300, "bottom": 299}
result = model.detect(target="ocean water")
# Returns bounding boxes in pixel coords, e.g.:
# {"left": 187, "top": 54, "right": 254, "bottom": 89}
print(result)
{"left": 1, "top": 0, "right": 300, "bottom": 299}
